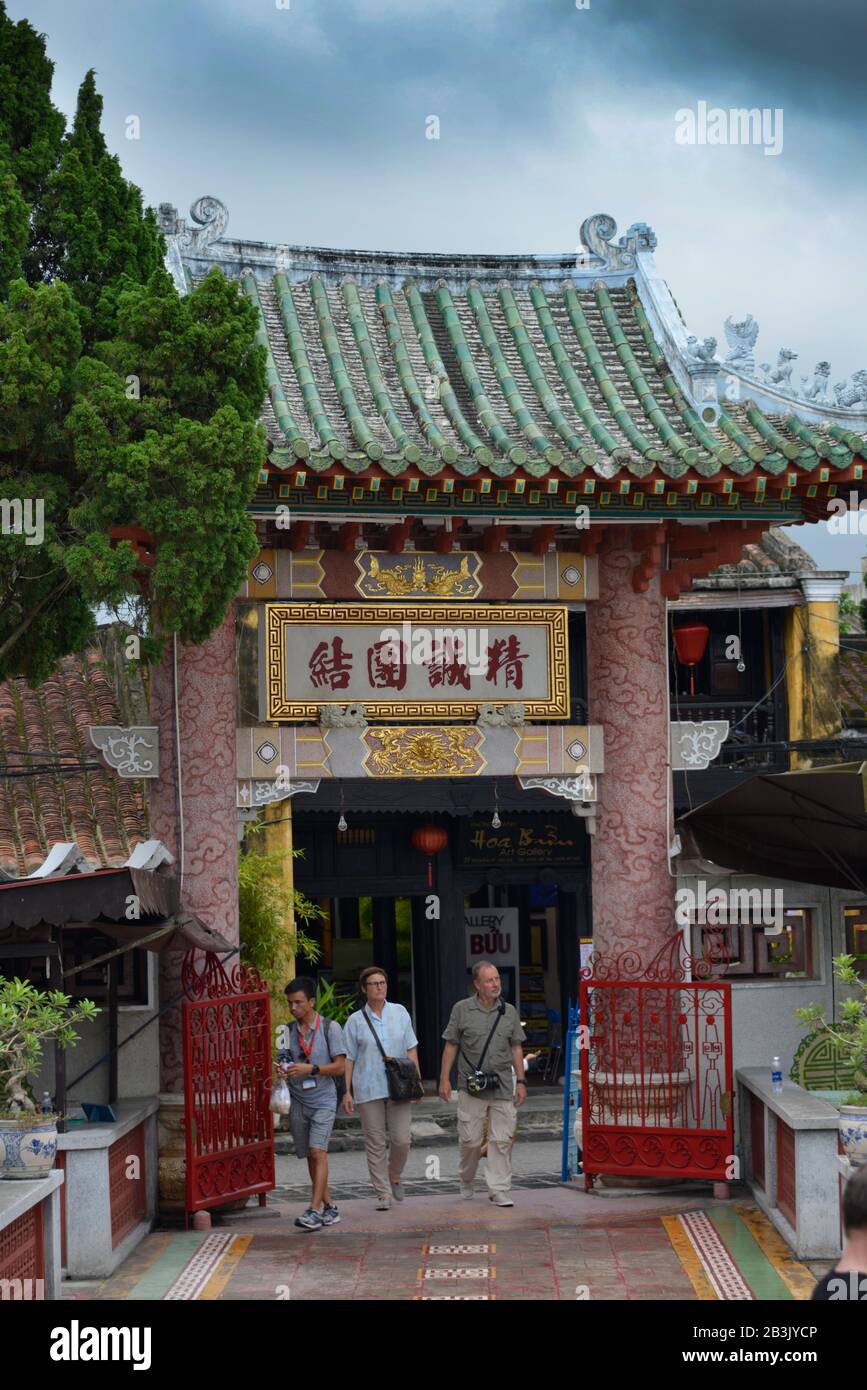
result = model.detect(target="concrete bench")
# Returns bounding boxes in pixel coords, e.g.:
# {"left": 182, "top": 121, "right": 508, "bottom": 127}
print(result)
{"left": 737, "top": 1067, "right": 841, "bottom": 1260}
{"left": 57, "top": 1097, "right": 159, "bottom": 1279}
{"left": 0, "top": 1169, "right": 64, "bottom": 1301}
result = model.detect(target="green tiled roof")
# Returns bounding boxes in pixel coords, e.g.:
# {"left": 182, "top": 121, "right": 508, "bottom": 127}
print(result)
{"left": 229, "top": 271, "right": 867, "bottom": 483}
{"left": 149, "top": 195, "right": 864, "bottom": 489}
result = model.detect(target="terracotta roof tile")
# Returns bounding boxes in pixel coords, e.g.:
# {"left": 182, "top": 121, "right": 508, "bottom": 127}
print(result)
{"left": 0, "top": 630, "right": 148, "bottom": 876}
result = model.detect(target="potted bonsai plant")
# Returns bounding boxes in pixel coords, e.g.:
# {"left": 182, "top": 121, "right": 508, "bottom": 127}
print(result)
{"left": 0, "top": 977, "right": 99, "bottom": 1179}
{"left": 795, "top": 954, "right": 867, "bottom": 1168}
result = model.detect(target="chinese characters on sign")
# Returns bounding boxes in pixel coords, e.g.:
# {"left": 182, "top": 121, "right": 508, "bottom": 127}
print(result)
{"left": 265, "top": 605, "right": 569, "bottom": 720}
{"left": 306, "top": 633, "right": 530, "bottom": 693}
{"left": 309, "top": 636, "right": 353, "bottom": 690}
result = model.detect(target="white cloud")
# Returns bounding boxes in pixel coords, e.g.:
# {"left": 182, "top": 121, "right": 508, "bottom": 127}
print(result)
{"left": 193, "top": 0, "right": 335, "bottom": 57}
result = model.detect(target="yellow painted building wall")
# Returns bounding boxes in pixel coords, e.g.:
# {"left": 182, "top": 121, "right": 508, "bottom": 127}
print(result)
{"left": 784, "top": 599, "right": 841, "bottom": 768}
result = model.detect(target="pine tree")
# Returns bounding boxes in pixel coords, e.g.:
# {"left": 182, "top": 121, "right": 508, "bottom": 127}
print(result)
{"left": 0, "top": 14, "right": 266, "bottom": 683}
{"left": 0, "top": 0, "right": 64, "bottom": 290}
{"left": 30, "top": 70, "right": 164, "bottom": 341}
{"left": 0, "top": 150, "right": 28, "bottom": 294}
{"left": 0, "top": 1, "right": 65, "bottom": 204}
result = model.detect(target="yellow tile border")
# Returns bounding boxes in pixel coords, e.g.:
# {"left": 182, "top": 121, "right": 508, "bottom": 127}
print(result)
{"left": 734, "top": 1204, "right": 816, "bottom": 1300}
{"left": 660, "top": 1214, "right": 718, "bottom": 1300}
{"left": 197, "top": 1235, "right": 252, "bottom": 1301}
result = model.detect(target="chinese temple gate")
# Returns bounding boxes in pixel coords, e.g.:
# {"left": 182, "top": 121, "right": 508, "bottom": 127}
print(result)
{"left": 145, "top": 199, "right": 867, "bottom": 1182}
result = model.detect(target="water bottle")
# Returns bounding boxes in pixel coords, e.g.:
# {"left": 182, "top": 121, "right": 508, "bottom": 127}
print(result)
{"left": 771, "top": 1057, "right": 783, "bottom": 1095}
{"left": 40, "top": 1091, "right": 53, "bottom": 1114}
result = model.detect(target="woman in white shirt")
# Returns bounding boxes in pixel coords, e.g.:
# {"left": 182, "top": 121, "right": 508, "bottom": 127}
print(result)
{"left": 342, "top": 965, "right": 423, "bottom": 1210}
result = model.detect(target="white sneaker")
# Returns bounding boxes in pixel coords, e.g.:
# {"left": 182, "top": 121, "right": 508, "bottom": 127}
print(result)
{"left": 489, "top": 1192, "right": 514, "bottom": 1207}
{"left": 460, "top": 1183, "right": 475, "bottom": 1199}
{"left": 375, "top": 1197, "right": 391, "bottom": 1210}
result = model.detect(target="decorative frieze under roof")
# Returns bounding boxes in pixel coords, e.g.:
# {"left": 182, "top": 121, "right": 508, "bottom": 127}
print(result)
{"left": 160, "top": 199, "right": 867, "bottom": 511}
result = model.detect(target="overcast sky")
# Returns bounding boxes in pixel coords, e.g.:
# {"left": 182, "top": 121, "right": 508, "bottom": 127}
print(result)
{"left": 11, "top": 0, "right": 867, "bottom": 576}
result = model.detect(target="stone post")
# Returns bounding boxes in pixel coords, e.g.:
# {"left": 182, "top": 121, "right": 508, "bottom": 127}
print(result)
{"left": 148, "top": 606, "right": 238, "bottom": 1210}
{"left": 583, "top": 531, "right": 681, "bottom": 1186}
{"left": 585, "top": 528, "right": 675, "bottom": 966}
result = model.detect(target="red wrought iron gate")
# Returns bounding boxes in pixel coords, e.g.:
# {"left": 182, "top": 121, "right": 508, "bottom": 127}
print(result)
{"left": 579, "top": 943, "right": 734, "bottom": 1188}
{"left": 182, "top": 951, "right": 275, "bottom": 1218}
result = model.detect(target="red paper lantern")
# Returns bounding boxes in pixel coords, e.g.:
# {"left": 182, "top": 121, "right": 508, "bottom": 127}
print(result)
{"left": 673, "top": 624, "right": 710, "bottom": 696}
{"left": 411, "top": 824, "right": 448, "bottom": 887}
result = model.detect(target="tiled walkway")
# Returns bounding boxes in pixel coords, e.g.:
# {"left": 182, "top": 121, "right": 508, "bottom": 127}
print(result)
{"left": 76, "top": 1187, "right": 817, "bottom": 1302}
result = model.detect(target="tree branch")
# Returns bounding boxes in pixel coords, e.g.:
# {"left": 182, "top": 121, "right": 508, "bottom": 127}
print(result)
{"left": 0, "top": 573, "right": 74, "bottom": 664}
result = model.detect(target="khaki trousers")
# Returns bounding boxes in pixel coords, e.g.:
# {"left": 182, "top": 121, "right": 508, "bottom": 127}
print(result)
{"left": 457, "top": 1091, "right": 517, "bottom": 1196}
{"left": 357, "top": 1098, "right": 413, "bottom": 1201}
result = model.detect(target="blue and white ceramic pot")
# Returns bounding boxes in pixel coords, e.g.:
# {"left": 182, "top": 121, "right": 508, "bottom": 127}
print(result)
{"left": 0, "top": 1115, "right": 58, "bottom": 1179}
{"left": 839, "top": 1105, "right": 867, "bottom": 1169}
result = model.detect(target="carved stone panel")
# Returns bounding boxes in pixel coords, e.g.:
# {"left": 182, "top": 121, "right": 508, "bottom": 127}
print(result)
{"left": 89, "top": 726, "right": 159, "bottom": 777}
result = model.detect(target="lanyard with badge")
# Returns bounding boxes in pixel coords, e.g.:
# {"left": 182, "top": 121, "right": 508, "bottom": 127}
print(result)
{"left": 294, "top": 1014, "right": 320, "bottom": 1089}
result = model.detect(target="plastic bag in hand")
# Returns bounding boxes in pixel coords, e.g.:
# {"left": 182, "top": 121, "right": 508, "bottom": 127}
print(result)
{"left": 269, "top": 1078, "right": 291, "bottom": 1115}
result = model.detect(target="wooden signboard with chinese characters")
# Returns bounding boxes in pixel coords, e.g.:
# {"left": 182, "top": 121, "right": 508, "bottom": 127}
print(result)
{"left": 265, "top": 604, "right": 569, "bottom": 720}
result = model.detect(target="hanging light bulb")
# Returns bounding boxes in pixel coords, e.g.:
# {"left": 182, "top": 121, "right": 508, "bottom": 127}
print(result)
{"left": 338, "top": 813, "right": 348, "bottom": 833}
{"left": 736, "top": 659, "right": 746, "bottom": 673}
{"left": 491, "top": 810, "right": 501, "bottom": 830}
{"left": 491, "top": 779, "right": 501, "bottom": 829}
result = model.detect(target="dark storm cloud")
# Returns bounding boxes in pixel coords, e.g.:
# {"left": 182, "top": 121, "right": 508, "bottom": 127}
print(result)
{"left": 600, "top": 0, "right": 867, "bottom": 121}
{"left": 7, "top": 1, "right": 867, "bottom": 384}
{"left": 14, "top": 1, "right": 864, "bottom": 172}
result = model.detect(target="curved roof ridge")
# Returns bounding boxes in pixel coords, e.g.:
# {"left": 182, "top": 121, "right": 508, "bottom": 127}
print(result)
{"left": 162, "top": 196, "right": 867, "bottom": 478}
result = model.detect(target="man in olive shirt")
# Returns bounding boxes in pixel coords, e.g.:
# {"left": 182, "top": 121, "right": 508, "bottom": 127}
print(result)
{"left": 439, "top": 961, "right": 527, "bottom": 1206}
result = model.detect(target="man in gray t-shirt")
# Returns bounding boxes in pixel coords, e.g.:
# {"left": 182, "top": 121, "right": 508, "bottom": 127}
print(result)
{"left": 439, "top": 961, "right": 527, "bottom": 1207}
{"left": 276, "top": 977, "right": 346, "bottom": 1231}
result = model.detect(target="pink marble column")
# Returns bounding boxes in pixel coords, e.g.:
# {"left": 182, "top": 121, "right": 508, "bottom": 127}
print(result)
{"left": 149, "top": 606, "right": 239, "bottom": 1096}
{"left": 585, "top": 529, "right": 674, "bottom": 966}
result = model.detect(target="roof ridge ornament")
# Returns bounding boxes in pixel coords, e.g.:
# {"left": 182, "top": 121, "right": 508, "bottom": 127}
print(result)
{"left": 724, "top": 313, "right": 866, "bottom": 410}
{"left": 685, "top": 335, "right": 720, "bottom": 369}
{"left": 724, "top": 313, "right": 759, "bottom": 375}
{"left": 163, "top": 196, "right": 229, "bottom": 253}
{"left": 834, "top": 369, "right": 867, "bottom": 410}
{"left": 577, "top": 214, "right": 657, "bottom": 271}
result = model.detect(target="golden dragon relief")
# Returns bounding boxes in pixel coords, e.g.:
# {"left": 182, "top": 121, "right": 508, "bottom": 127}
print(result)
{"left": 363, "top": 727, "right": 483, "bottom": 777}
{"left": 362, "top": 553, "right": 477, "bottom": 598}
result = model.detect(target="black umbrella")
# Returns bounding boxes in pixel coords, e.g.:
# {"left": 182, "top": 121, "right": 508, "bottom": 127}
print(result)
{"left": 678, "top": 762, "right": 867, "bottom": 892}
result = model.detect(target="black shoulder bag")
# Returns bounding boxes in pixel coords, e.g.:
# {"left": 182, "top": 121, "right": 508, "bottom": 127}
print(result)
{"left": 361, "top": 1009, "right": 424, "bottom": 1103}
{"left": 461, "top": 1000, "right": 506, "bottom": 1094}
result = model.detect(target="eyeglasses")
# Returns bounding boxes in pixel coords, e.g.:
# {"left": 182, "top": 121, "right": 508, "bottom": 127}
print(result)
{"left": 365, "top": 979, "right": 387, "bottom": 987}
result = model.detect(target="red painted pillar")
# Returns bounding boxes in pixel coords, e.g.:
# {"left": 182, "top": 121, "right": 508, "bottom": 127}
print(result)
{"left": 585, "top": 529, "right": 674, "bottom": 965}
{"left": 148, "top": 606, "right": 238, "bottom": 1207}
